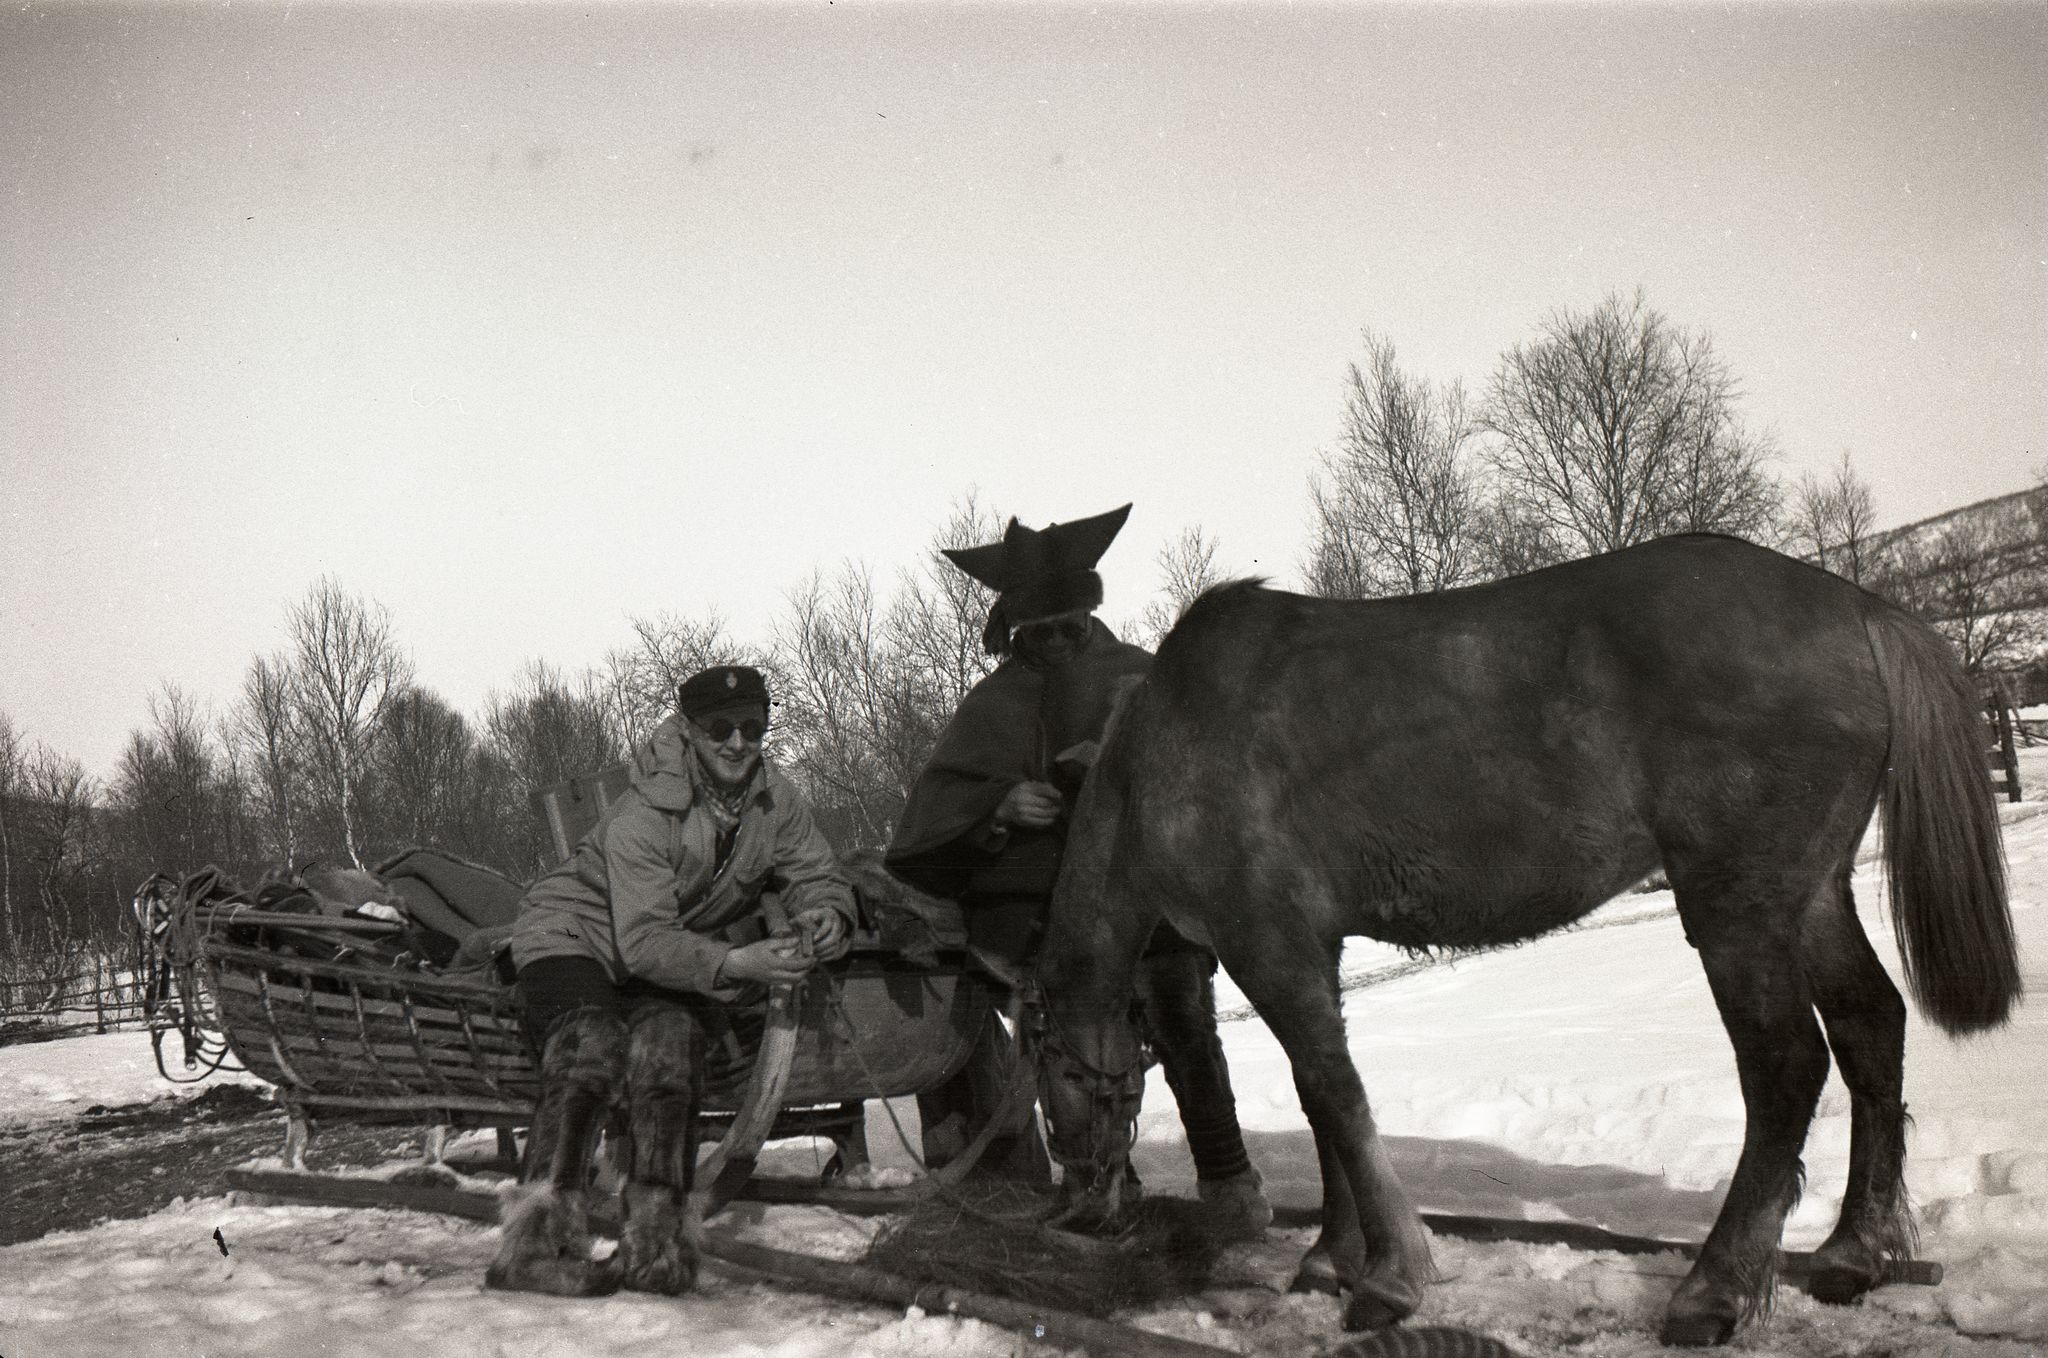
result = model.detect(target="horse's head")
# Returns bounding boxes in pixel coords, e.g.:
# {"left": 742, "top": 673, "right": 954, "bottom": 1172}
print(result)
{"left": 1026, "top": 990, "right": 1148, "bottom": 1232}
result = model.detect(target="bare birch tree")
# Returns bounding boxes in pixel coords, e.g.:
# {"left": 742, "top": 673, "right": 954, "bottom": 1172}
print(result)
{"left": 1483, "top": 289, "right": 1781, "bottom": 557}
{"left": 770, "top": 495, "right": 1005, "bottom": 853}
{"left": 1789, "top": 452, "right": 1881, "bottom": 583}
{"left": 285, "top": 579, "right": 413, "bottom": 868}
{"left": 369, "top": 686, "right": 482, "bottom": 854}
{"left": 20, "top": 746, "right": 99, "bottom": 953}
{"left": 110, "top": 684, "right": 241, "bottom": 876}
{"left": 1137, "top": 526, "right": 1226, "bottom": 646}
{"left": 597, "top": 610, "right": 753, "bottom": 750}
{"left": 487, "top": 661, "right": 623, "bottom": 872}
{"left": 889, "top": 492, "right": 1002, "bottom": 716}
{"left": 1468, "top": 492, "right": 1566, "bottom": 581}
{"left": 775, "top": 565, "right": 925, "bottom": 852}
{"left": 1306, "top": 332, "right": 1482, "bottom": 598}
{"left": 0, "top": 713, "right": 22, "bottom": 950}
{"left": 234, "top": 653, "right": 307, "bottom": 866}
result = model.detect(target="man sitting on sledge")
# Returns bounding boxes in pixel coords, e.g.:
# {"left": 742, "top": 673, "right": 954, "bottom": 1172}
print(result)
{"left": 488, "top": 664, "right": 854, "bottom": 1297}
{"left": 886, "top": 503, "right": 1273, "bottom": 1238}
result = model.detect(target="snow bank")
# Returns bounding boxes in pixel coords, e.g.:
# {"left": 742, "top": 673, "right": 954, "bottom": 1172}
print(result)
{"left": 0, "top": 1027, "right": 264, "bottom": 1127}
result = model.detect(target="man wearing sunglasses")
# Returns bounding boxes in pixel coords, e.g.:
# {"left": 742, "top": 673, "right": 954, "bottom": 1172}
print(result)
{"left": 490, "top": 664, "right": 853, "bottom": 1299}
{"left": 887, "top": 505, "right": 1273, "bottom": 1241}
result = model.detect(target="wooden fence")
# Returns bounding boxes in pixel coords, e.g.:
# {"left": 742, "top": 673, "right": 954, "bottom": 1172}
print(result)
{"left": 0, "top": 950, "right": 152, "bottom": 1046}
{"left": 1988, "top": 696, "right": 2026, "bottom": 804}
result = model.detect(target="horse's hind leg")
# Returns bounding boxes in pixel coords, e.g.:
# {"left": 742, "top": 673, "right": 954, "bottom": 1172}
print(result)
{"left": 1664, "top": 872, "right": 1833, "bottom": 1346}
{"left": 1800, "top": 865, "right": 1914, "bottom": 1304}
{"left": 1217, "top": 922, "right": 1432, "bottom": 1330}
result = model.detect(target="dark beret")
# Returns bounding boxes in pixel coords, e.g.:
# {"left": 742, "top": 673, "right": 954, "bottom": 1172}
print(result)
{"left": 676, "top": 665, "right": 769, "bottom": 719}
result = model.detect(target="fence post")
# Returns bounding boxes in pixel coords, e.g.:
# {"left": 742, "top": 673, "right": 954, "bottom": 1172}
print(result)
{"left": 1987, "top": 680, "right": 2025, "bottom": 804}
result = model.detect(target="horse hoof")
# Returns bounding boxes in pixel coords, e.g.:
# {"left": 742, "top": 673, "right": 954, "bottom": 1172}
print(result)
{"left": 1806, "top": 1262, "right": 1877, "bottom": 1306}
{"left": 1341, "top": 1278, "right": 1418, "bottom": 1332}
{"left": 1658, "top": 1311, "right": 1737, "bottom": 1347}
{"left": 1289, "top": 1252, "right": 1343, "bottom": 1296}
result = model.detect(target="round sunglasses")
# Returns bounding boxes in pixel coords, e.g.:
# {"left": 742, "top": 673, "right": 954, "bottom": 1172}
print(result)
{"left": 693, "top": 715, "right": 767, "bottom": 743}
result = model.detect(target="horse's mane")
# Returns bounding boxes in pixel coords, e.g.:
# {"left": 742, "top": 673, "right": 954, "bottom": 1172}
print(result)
{"left": 1167, "top": 576, "right": 1272, "bottom": 633}
{"left": 1190, "top": 575, "right": 1272, "bottom": 606}
{"left": 1148, "top": 576, "right": 1273, "bottom": 672}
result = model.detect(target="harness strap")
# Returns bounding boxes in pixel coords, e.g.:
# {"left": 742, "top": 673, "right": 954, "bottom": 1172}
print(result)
{"left": 818, "top": 975, "right": 1044, "bottom": 1197}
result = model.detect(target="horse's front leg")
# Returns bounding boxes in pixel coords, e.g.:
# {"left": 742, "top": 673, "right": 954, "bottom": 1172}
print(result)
{"left": 1294, "top": 1052, "right": 1435, "bottom": 1329}
{"left": 1290, "top": 1128, "right": 1359, "bottom": 1295}
{"left": 1224, "top": 928, "right": 1433, "bottom": 1331}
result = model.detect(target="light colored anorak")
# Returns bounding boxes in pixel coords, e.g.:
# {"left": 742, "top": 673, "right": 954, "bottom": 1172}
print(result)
{"left": 509, "top": 716, "right": 853, "bottom": 999}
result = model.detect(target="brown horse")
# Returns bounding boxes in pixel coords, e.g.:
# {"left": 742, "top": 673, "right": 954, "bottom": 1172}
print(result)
{"left": 1031, "top": 534, "right": 2020, "bottom": 1347}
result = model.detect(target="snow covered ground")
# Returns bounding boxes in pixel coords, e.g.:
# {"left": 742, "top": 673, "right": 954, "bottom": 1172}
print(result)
{"left": 4, "top": 806, "right": 2045, "bottom": 1356}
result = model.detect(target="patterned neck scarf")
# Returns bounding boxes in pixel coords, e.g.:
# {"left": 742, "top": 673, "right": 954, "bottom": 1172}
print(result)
{"left": 690, "top": 752, "right": 754, "bottom": 871}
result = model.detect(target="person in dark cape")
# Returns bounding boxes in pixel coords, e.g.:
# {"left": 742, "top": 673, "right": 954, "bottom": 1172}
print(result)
{"left": 887, "top": 504, "right": 1274, "bottom": 1239}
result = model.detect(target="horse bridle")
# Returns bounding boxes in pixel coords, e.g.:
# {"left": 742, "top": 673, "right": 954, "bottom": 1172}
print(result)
{"left": 1023, "top": 986, "right": 1149, "bottom": 1194}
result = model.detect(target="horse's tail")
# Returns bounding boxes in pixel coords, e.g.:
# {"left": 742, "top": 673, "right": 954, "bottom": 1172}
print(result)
{"left": 1862, "top": 602, "right": 2021, "bottom": 1036}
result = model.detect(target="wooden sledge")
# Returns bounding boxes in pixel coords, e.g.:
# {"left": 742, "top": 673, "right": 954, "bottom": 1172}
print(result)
{"left": 195, "top": 909, "right": 992, "bottom": 1213}
{"left": 167, "top": 758, "right": 1002, "bottom": 1216}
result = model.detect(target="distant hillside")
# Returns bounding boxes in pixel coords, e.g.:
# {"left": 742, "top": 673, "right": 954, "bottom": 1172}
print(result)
{"left": 1851, "top": 485, "right": 2048, "bottom": 686}
{"left": 1867, "top": 486, "right": 2047, "bottom": 561}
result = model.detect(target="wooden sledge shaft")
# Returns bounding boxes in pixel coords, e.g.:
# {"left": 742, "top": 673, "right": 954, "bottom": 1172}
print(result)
{"left": 1268, "top": 1206, "right": 1944, "bottom": 1288}
{"left": 728, "top": 1184, "right": 1944, "bottom": 1288}
{"left": 227, "top": 1166, "right": 502, "bottom": 1223}
{"left": 695, "top": 1236, "right": 1237, "bottom": 1358}
{"left": 225, "top": 1166, "right": 1942, "bottom": 1291}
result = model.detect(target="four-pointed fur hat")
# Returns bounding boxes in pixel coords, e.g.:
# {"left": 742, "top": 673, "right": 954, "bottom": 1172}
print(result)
{"left": 943, "top": 503, "right": 1132, "bottom": 655}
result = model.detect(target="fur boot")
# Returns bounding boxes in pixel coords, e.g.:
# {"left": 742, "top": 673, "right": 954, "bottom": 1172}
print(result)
{"left": 611, "top": 1179, "right": 700, "bottom": 1295}
{"left": 487, "top": 1006, "right": 626, "bottom": 1295}
{"left": 608, "top": 1003, "right": 706, "bottom": 1294}
{"left": 523, "top": 1006, "right": 628, "bottom": 1187}
{"left": 1199, "top": 1165, "right": 1274, "bottom": 1242}
{"left": 485, "top": 1183, "right": 617, "bottom": 1296}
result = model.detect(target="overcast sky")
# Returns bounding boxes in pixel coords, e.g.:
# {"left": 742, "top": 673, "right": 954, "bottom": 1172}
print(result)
{"left": 3, "top": 0, "right": 2044, "bottom": 779}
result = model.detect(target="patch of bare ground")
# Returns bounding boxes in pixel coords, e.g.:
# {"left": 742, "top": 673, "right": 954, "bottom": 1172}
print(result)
{"left": 0, "top": 1085, "right": 433, "bottom": 1244}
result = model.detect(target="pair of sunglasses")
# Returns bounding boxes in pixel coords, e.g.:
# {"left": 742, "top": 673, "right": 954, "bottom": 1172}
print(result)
{"left": 1016, "top": 616, "right": 1090, "bottom": 647}
{"left": 695, "top": 715, "right": 767, "bottom": 743}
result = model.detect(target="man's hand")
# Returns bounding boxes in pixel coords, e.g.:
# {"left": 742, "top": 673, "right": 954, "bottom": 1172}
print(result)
{"left": 994, "top": 780, "right": 1064, "bottom": 831}
{"left": 794, "top": 906, "right": 851, "bottom": 962}
{"left": 719, "top": 935, "right": 815, "bottom": 986}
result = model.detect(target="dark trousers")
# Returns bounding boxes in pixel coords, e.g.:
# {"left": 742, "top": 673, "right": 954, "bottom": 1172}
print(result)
{"left": 916, "top": 898, "right": 1252, "bottom": 1186}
